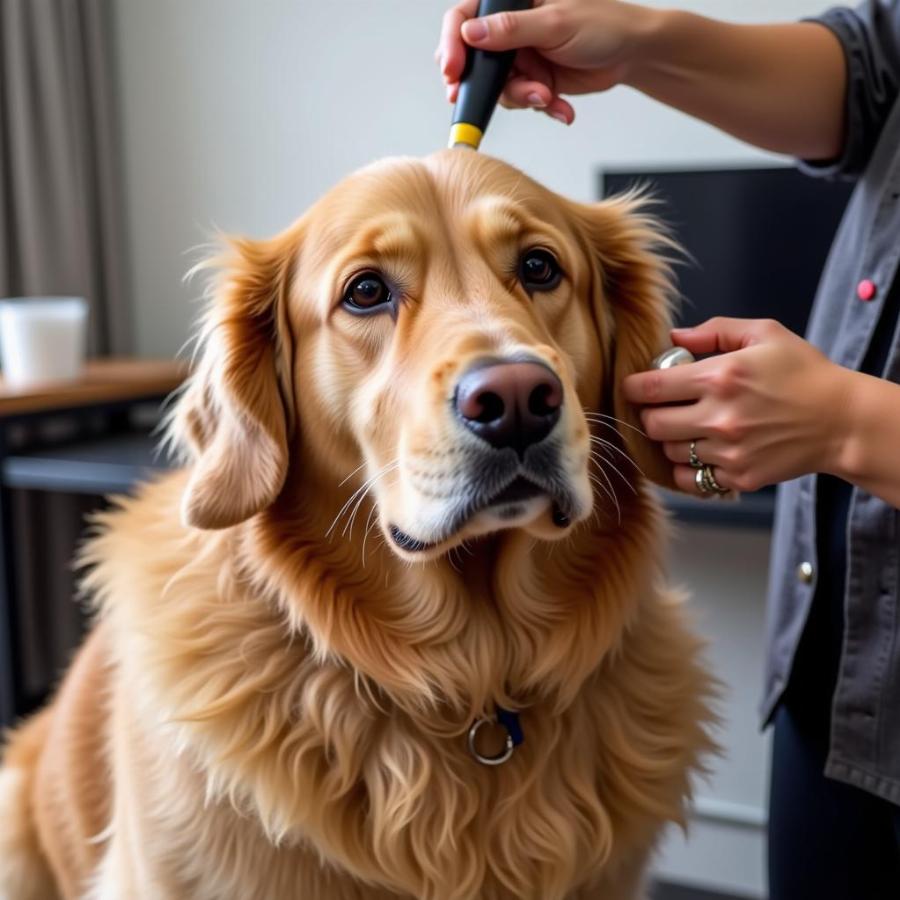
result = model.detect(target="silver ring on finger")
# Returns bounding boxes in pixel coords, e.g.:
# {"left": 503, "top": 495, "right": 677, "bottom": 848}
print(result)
{"left": 700, "top": 464, "right": 730, "bottom": 496}
{"left": 695, "top": 466, "right": 714, "bottom": 496}
{"left": 689, "top": 440, "right": 703, "bottom": 469}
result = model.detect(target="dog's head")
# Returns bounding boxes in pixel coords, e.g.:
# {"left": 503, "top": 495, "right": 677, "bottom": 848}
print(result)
{"left": 173, "top": 151, "right": 675, "bottom": 555}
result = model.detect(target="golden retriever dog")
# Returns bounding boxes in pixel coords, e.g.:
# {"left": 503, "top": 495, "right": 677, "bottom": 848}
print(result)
{"left": 0, "top": 150, "right": 714, "bottom": 900}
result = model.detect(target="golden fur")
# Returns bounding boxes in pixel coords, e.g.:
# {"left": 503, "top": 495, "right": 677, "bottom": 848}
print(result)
{"left": 0, "top": 151, "right": 714, "bottom": 900}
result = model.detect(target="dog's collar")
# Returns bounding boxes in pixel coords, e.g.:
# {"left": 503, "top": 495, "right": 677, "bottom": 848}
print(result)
{"left": 467, "top": 706, "right": 524, "bottom": 767}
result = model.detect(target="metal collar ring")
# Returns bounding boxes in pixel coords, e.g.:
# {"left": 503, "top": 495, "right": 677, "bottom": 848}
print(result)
{"left": 468, "top": 716, "right": 516, "bottom": 766}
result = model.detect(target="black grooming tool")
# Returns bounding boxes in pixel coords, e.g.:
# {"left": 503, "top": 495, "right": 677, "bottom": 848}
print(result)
{"left": 448, "top": 0, "right": 533, "bottom": 150}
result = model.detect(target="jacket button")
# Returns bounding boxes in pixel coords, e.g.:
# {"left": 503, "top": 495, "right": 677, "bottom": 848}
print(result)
{"left": 797, "top": 561, "right": 815, "bottom": 584}
{"left": 857, "top": 279, "right": 877, "bottom": 301}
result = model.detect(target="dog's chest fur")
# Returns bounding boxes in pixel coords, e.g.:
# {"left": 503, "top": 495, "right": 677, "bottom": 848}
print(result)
{"left": 112, "top": 657, "right": 678, "bottom": 900}
{"left": 80, "top": 473, "right": 711, "bottom": 900}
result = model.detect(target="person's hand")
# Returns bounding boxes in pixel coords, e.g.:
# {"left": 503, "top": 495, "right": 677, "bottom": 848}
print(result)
{"left": 436, "top": 0, "right": 656, "bottom": 125}
{"left": 622, "top": 318, "right": 855, "bottom": 495}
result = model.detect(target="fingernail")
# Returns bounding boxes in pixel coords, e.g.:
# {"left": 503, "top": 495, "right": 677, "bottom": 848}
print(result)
{"left": 464, "top": 19, "right": 488, "bottom": 42}
{"left": 549, "top": 111, "right": 569, "bottom": 125}
{"left": 527, "top": 92, "right": 546, "bottom": 108}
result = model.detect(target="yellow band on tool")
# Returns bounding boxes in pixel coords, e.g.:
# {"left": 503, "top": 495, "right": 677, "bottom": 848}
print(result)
{"left": 448, "top": 123, "right": 484, "bottom": 150}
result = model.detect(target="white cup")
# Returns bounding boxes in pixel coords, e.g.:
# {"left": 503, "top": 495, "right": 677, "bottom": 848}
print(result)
{"left": 0, "top": 297, "right": 89, "bottom": 388}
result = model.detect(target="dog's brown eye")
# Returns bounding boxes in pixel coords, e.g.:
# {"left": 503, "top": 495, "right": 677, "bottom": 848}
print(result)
{"left": 519, "top": 249, "right": 562, "bottom": 291}
{"left": 344, "top": 273, "right": 392, "bottom": 312}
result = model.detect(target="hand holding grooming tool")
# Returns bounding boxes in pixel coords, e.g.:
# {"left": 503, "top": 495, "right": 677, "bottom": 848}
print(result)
{"left": 448, "top": 0, "right": 533, "bottom": 150}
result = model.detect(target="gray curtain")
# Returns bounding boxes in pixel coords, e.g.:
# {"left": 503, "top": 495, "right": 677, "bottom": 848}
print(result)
{"left": 0, "top": 0, "right": 130, "bottom": 700}
{"left": 0, "top": 0, "right": 130, "bottom": 352}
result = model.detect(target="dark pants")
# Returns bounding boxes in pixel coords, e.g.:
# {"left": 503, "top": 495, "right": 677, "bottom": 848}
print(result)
{"left": 768, "top": 685, "right": 900, "bottom": 899}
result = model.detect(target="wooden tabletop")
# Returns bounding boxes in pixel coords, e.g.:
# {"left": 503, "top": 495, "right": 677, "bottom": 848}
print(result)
{"left": 0, "top": 358, "right": 188, "bottom": 417}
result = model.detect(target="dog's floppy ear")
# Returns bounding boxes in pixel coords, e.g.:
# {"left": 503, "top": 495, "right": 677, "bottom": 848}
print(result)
{"left": 172, "top": 229, "right": 299, "bottom": 530}
{"left": 571, "top": 195, "right": 679, "bottom": 489}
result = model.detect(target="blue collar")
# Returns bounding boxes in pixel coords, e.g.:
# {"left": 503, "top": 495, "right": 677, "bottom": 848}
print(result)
{"left": 495, "top": 706, "right": 524, "bottom": 746}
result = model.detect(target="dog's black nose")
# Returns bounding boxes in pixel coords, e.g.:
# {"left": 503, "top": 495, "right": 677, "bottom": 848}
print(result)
{"left": 455, "top": 361, "right": 563, "bottom": 453}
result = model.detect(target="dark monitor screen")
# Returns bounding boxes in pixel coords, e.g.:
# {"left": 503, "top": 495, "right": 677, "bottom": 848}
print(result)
{"left": 599, "top": 167, "right": 854, "bottom": 336}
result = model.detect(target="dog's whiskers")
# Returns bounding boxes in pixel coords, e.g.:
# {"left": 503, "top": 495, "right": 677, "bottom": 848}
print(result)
{"left": 361, "top": 504, "right": 379, "bottom": 568}
{"left": 588, "top": 433, "right": 641, "bottom": 472}
{"left": 342, "top": 462, "right": 400, "bottom": 540}
{"left": 583, "top": 411, "right": 649, "bottom": 438}
{"left": 588, "top": 468, "right": 621, "bottom": 525}
{"left": 360, "top": 471, "right": 400, "bottom": 567}
{"left": 326, "top": 459, "right": 399, "bottom": 539}
{"left": 338, "top": 459, "right": 370, "bottom": 488}
{"left": 589, "top": 441, "right": 640, "bottom": 493}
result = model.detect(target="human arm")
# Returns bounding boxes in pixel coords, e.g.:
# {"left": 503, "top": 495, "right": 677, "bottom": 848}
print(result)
{"left": 437, "top": 0, "right": 846, "bottom": 159}
{"left": 832, "top": 367, "right": 900, "bottom": 508}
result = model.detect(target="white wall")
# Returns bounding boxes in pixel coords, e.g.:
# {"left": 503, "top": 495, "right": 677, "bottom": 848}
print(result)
{"left": 114, "top": 0, "right": 827, "bottom": 358}
{"left": 658, "top": 521, "right": 774, "bottom": 897}
{"left": 114, "top": 2, "right": 827, "bottom": 896}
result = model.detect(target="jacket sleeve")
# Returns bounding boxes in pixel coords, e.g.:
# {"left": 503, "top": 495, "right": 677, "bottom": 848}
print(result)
{"left": 802, "top": 1, "right": 900, "bottom": 179}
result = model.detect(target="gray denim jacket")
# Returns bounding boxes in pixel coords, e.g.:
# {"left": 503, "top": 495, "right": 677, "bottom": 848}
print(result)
{"left": 763, "top": 1, "right": 900, "bottom": 804}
